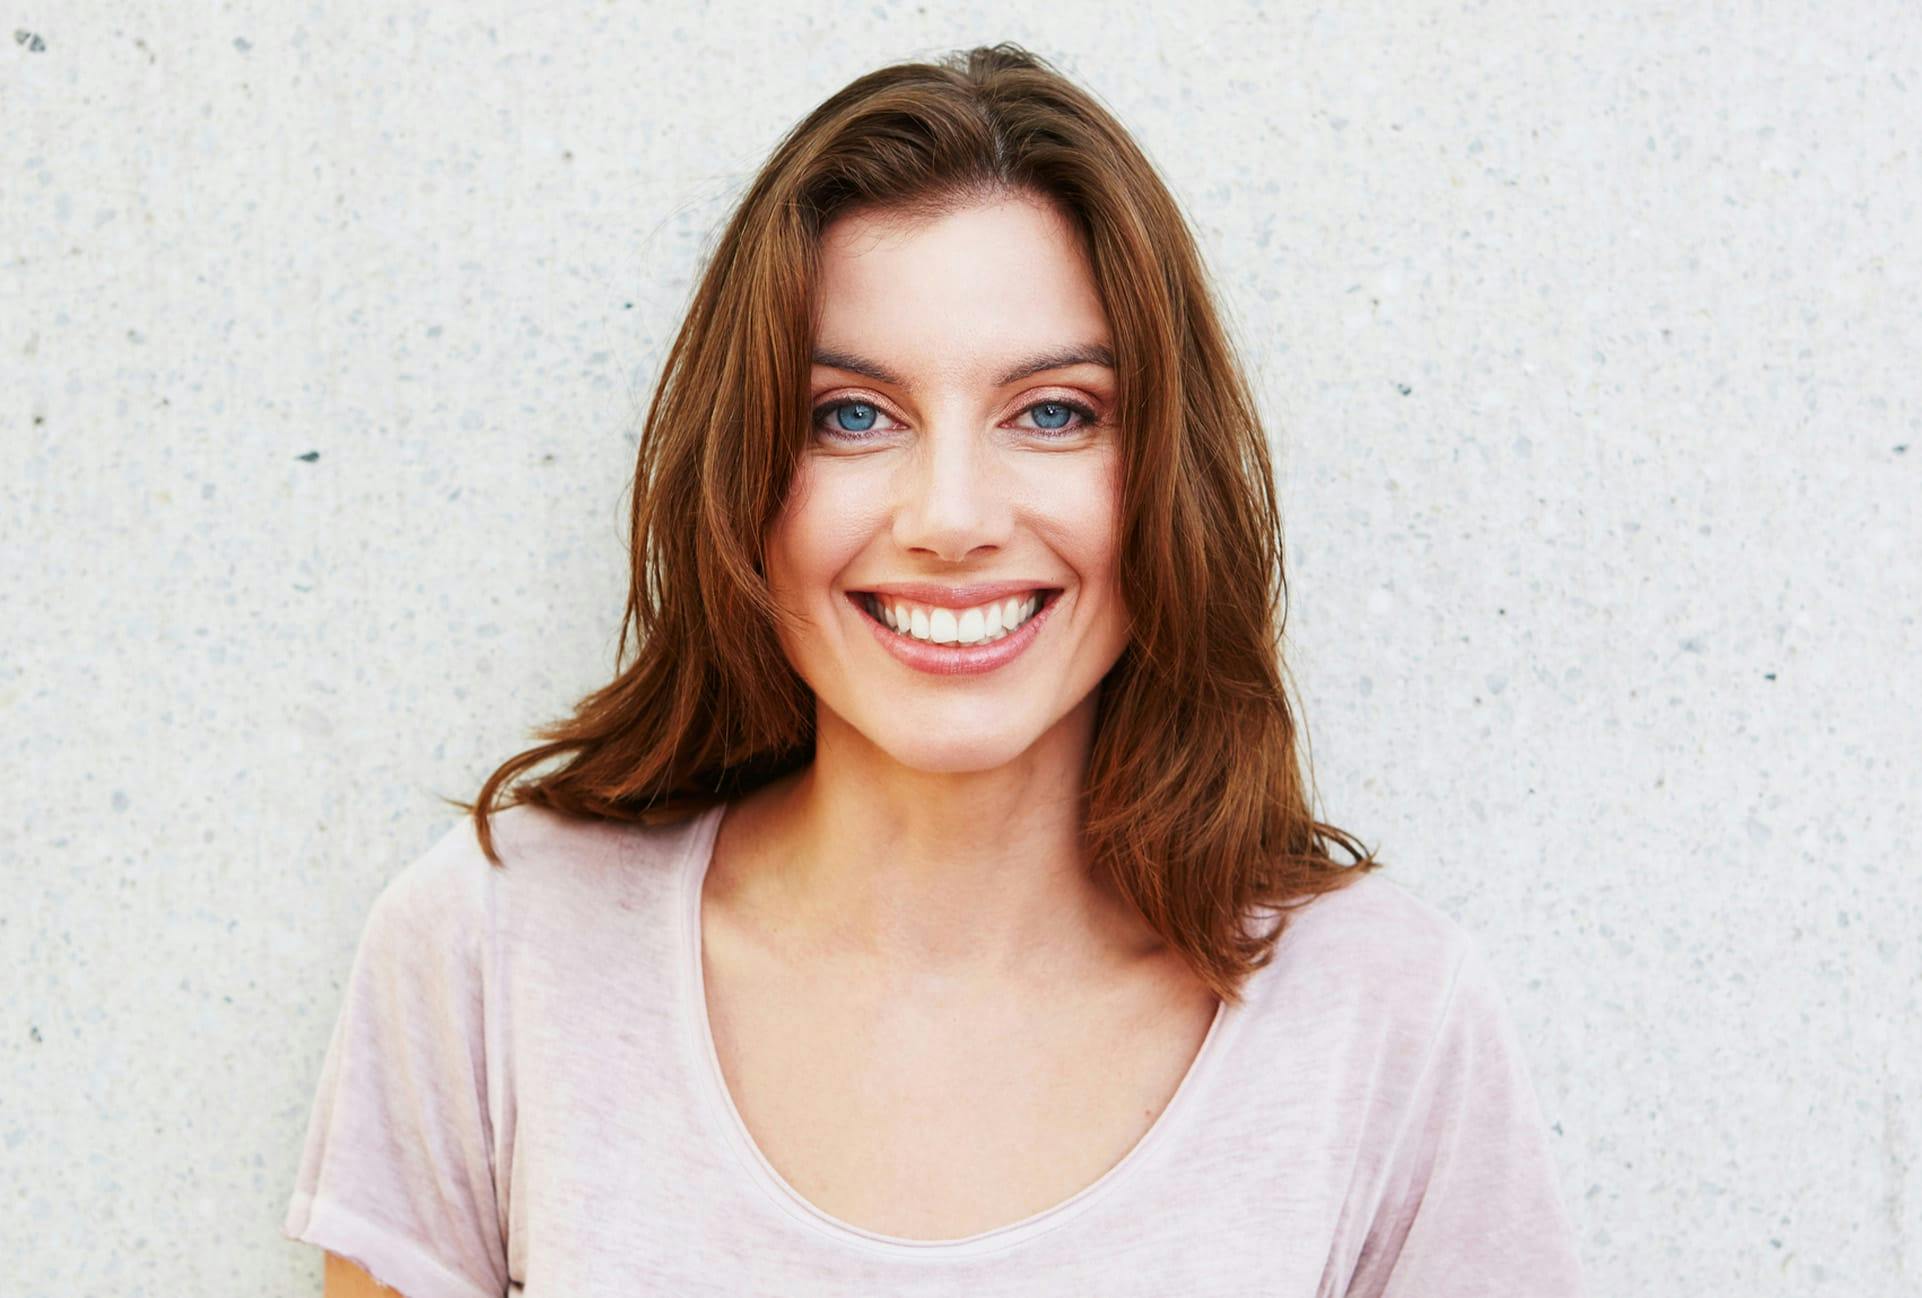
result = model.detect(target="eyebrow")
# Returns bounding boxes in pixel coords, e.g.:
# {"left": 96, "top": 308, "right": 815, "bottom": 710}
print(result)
{"left": 810, "top": 343, "right": 1116, "bottom": 389}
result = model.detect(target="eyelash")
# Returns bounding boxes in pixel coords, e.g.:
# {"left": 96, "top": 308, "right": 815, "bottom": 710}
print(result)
{"left": 809, "top": 395, "right": 1102, "bottom": 443}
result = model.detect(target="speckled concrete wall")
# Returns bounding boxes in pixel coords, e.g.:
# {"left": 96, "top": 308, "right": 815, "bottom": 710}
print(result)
{"left": 5, "top": 2, "right": 1917, "bottom": 1294}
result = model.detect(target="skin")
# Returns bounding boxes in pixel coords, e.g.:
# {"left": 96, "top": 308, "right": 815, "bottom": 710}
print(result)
{"left": 725, "top": 189, "right": 1150, "bottom": 976}
{"left": 322, "top": 1252, "right": 397, "bottom": 1296}
{"left": 700, "top": 191, "right": 1220, "bottom": 1238}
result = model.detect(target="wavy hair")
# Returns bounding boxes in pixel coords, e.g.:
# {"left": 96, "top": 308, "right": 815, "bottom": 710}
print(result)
{"left": 449, "top": 42, "right": 1383, "bottom": 1005}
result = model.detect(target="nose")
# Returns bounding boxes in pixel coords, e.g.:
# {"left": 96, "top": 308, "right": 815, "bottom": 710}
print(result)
{"left": 889, "top": 419, "right": 1014, "bottom": 563}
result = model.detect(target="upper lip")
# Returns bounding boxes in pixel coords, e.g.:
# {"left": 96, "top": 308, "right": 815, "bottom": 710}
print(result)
{"left": 851, "top": 581, "right": 1062, "bottom": 609}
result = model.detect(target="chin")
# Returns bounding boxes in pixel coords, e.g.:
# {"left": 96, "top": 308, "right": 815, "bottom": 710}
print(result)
{"left": 824, "top": 708, "right": 1048, "bottom": 775}
{"left": 873, "top": 731, "right": 1041, "bottom": 775}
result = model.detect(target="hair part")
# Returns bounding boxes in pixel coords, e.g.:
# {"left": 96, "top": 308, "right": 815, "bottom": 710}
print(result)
{"left": 447, "top": 42, "right": 1384, "bottom": 1006}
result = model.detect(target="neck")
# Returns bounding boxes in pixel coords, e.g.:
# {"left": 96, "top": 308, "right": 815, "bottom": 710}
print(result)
{"left": 713, "top": 699, "right": 1163, "bottom": 983}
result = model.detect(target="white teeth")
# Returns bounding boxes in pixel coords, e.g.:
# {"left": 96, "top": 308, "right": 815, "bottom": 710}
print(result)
{"left": 864, "top": 592, "right": 1047, "bottom": 646}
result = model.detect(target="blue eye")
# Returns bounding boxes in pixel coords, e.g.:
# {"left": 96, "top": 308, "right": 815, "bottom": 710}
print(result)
{"left": 832, "top": 401, "right": 877, "bottom": 433}
{"left": 1031, "top": 401, "right": 1073, "bottom": 430}
{"left": 812, "top": 398, "right": 900, "bottom": 441}
{"left": 1014, "top": 398, "right": 1099, "bottom": 437}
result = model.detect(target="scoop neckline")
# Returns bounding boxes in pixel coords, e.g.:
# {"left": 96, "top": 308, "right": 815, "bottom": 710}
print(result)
{"left": 674, "top": 798, "right": 1239, "bottom": 1261}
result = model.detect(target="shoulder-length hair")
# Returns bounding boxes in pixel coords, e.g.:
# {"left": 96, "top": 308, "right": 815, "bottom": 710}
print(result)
{"left": 452, "top": 42, "right": 1383, "bottom": 1005}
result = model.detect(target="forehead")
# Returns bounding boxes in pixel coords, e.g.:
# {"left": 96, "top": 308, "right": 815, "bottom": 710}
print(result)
{"left": 812, "top": 194, "right": 1111, "bottom": 380}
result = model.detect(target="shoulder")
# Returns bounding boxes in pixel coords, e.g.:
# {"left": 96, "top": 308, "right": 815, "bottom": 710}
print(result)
{"left": 1214, "top": 872, "right": 1536, "bottom": 1148}
{"left": 374, "top": 801, "right": 717, "bottom": 947}
{"left": 1242, "top": 870, "right": 1492, "bottom": 1045}
{"left": 1271, "top": 870, "right": 1475, "bottom": 979}
{"left": 388, "top": 801, "right": 711, "bottom": 894}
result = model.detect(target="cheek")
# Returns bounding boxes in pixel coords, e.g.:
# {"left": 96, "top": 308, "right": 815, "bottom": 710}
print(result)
{"left": 1022, "top": 453, "right": 1122, "bottom": 581}
{"left": 766, "top": 465, "right": 884, "bottom": 599}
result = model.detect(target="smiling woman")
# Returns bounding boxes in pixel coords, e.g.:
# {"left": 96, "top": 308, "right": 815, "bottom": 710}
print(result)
{"left": 282, "top": 42, "right": 1586, "bottom": 1297}
{"left": 776, "top": 193, "right": 1132, "bottom": 710}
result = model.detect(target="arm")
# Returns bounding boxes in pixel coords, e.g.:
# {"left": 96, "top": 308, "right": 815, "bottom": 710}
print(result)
{"left": 282, "top": 818, "right": 511, "bottom": 1298}
{"left": 325, "top": 1251, "right": 408, "bottom": 1297}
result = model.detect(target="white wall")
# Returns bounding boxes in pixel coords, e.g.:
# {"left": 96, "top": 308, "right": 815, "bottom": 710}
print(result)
{"left": 5, "top": 2, "right": 1917, "bottom": 1293}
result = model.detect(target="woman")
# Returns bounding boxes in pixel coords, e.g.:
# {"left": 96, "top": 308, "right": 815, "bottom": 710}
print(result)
{"left": 284, "top": 44, "right": 1586, "bottom": 1296}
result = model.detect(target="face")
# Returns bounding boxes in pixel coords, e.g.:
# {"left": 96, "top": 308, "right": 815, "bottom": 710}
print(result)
{"left": 764, "top": 190, "right": 1131, "bottom": 775}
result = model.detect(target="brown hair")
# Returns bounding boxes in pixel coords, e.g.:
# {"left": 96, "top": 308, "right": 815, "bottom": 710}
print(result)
{"left": 448, "top": 42, "right": 1383, "bottom": 1005}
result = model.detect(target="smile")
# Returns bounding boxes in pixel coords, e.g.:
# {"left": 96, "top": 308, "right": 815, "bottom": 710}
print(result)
{"left": 862, "top": 591, "right": 1049, "bottom": 645}
{"left": 845, "top": 589, "right": 1063, "bottom": 677}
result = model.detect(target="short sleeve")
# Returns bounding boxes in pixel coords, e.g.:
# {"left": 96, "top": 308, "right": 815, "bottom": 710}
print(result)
{"left": 282, "top": 823, "right": 509, "bottom": 1298}
{"left": 1348, "top": 937, "right": 1587, "bottom": 1298}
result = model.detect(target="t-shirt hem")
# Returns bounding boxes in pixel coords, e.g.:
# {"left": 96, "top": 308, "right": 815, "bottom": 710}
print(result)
{"left": 283, "top": 1191, "right": 501, "bottom": 1298}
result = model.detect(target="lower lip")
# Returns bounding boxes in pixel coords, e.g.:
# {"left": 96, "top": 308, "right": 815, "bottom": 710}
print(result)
{"left": 847, "top": 591, "right": 1062, "bottom": 677}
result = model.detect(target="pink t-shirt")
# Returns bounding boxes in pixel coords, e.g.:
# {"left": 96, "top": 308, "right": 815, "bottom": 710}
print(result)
{"left": 282, "top": 801, "right": 1586, "bottom": 1296}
